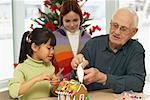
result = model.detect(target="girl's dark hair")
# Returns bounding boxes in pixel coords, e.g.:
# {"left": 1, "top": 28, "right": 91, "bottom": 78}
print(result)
{"left": 19, "top": 28, "right": 56, "bottom": 63}
{"left": 60, "top": 0, "right": 83, "bottom": 26}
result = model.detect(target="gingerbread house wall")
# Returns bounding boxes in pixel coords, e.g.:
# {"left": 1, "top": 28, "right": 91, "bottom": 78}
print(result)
{"left": 57, "top": 84, "right": 88, "bottom": 100}
{"left": 74, "top": 84, "right": 88, "bottom": 100}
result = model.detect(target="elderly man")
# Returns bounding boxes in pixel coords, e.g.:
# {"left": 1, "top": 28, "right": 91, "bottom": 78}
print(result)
{"left": 71, "top": 7, "right": 146, "bottom": 93}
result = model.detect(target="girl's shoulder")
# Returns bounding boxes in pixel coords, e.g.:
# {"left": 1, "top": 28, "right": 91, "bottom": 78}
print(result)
{"left": 14, "top": 62, "right": 28, "bottom": 72}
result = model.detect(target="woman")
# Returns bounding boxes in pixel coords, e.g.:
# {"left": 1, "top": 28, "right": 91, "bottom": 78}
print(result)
{"left": 53, "top": 0, "right": 91, "bottom": 80}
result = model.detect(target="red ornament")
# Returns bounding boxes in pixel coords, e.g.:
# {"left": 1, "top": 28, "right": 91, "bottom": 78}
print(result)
{"left": 45, "top": 21, "right": 55, "bottom": 31}
{"left": 50, "top": 5, "right": 59, "bottom": 12}
{"left": 90, "top": 25, "right": 101, "bottom": 33}
{"left": 44, "top": 0, "right": 50, "bottom": 7}
{"left": 83, "top": 12, "right": 90, "bottom": 19}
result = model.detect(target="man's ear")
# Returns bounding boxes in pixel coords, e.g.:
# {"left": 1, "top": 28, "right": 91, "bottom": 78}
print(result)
{"left": 131, "top": 28, "right": 138, "bottom": 37}
{"left": 31, "top": 43, "right": 39, "bottom": 52}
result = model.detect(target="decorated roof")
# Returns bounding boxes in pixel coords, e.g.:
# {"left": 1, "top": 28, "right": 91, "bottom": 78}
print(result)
{"left": 55, "top": 79, "right": 82, "bottom": 96}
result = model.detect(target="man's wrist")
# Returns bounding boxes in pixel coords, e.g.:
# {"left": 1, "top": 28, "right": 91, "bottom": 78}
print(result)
{"left": 102, "top": 80, "right": 106, "bottom": 85}
{"left": 97, "top": 73, "right": 107, "bottom": 85}
{"left": 102, "top": 74, "right": 107, "bottom": 85}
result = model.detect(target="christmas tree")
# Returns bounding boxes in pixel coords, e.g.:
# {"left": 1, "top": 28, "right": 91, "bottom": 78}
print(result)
{"left": 31, "top": 0, "right": 101, "bottom": 34}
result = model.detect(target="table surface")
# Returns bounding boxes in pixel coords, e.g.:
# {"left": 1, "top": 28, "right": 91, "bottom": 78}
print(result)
{"left": 37, "top": 89, "right": 118, "bottom": 100}
{"left": 0, "top": 89, "right": 149, "bottom": 100}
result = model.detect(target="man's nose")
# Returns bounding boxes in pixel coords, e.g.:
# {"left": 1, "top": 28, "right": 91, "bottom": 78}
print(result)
{"left": 115, "top": 26, "right": 122, "bottom": 34}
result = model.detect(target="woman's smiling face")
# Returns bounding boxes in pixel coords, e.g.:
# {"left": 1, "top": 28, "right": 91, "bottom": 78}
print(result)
{"left": 62, "top": 11, "right": 81, "bottom": 33}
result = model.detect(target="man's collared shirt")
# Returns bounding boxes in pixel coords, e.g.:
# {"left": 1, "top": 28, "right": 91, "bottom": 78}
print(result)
{"left": 81, "top": 34, "right": 146, "bottom": 93}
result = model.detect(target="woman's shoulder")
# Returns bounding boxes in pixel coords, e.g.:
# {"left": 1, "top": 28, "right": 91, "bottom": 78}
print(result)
{"left": 82, "top": 31, "right": 91, "bottom": 38}
{"left": 80, "top": 27, "right": 91, "bottom": 37}
{"left": 53, "top": 27, "right": 67, "bottom": 37}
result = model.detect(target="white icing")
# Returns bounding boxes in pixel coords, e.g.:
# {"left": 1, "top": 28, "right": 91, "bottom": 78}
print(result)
{"left": 77, "top": 63, "right": 84, "bottom": 83}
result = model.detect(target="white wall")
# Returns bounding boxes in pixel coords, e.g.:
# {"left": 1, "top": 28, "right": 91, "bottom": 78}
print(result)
{"left": 12, "top": 0, "right": 25, "bottom": 64}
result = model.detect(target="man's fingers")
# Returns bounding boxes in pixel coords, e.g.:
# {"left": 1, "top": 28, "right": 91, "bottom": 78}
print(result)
{"left": 83, "top": 69, "right": 92, "bottom": 80}
{"left": 84, "top": 73, "right": 93, "bottom": 85}
{"left": 83, "top": 68, "right": 96, "bottom": 84}
{"left": 81, "top": 60, "right": 89, "bottom": 68}
{"left": 84, "top": 68, "right": 91, "bottom": 74}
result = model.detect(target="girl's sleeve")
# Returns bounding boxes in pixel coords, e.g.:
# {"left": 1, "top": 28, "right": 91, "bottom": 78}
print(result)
{"left": 8, "top": 69, "right": 25, "bottom": 98}
{"left": 49, "top": 64, "right": 58, "bottom": 97}
{"left": 49, "top": 63, "right": 56, "bottom": 78}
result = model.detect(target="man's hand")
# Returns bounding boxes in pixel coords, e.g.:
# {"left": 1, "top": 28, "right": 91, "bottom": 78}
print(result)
{"left": 71, "top": 54, "right": 89, "bottom": 70}
{"left": 83, "top": 68, "right": 107, "bottom": 85}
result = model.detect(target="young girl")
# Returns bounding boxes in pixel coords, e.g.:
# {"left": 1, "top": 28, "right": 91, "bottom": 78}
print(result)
{"left": 9, "top": 28, "right": 59, "bottom": 100}
{"left": 53, "top": 0, "right": 91, "bottom": 80}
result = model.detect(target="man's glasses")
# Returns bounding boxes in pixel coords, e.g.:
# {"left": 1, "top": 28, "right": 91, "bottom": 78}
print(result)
{"left": 110, "top": 22, "right": 131, "bottom": 34}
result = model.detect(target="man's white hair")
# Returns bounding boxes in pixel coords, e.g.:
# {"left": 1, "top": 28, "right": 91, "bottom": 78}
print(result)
{"left": 112, "top": 7, "right": 139, "bottom": 27}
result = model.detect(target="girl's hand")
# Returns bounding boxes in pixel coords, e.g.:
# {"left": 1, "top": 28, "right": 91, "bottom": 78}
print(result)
{"left": 18, "top": 73, "right": 53, "bottom": 96}
{"left": 50, "top": 76, "right": 60, "bottom": 90}
{"left": 35, "top": 73, "right": 53, "bottom": 82}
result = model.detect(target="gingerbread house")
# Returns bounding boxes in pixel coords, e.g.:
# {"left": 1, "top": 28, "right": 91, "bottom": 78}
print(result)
{"left": 55, "top": 79, "right": 88, "bottom": 100}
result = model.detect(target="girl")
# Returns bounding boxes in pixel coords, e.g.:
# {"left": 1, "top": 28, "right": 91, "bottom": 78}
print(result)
{"left": 53, "top": 0, "right": 91, "bottom": 80}
{"left": 9, "top": 28, "right": 59, "bottom": 100}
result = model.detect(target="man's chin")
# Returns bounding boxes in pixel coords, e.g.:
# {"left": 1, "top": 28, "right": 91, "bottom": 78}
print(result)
{"left": 110, "top": 39, "right": 122, "bottom": 47}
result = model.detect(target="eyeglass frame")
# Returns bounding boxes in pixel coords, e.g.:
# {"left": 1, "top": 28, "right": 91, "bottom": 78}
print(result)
{"left": 110, "top": 22, "right": 133, "bottom": 34}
